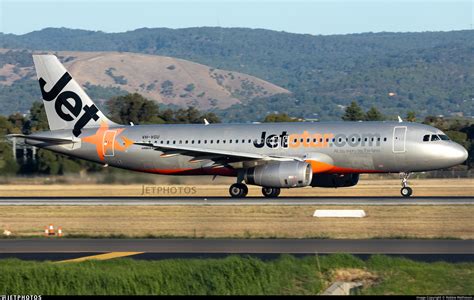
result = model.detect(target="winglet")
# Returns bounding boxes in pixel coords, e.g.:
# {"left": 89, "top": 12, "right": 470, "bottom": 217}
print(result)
{"left": 204, "top": 118, "right": 209, "bottom": 125}
{"left": 397, "top": 116, "right": 403, "bottom": 123}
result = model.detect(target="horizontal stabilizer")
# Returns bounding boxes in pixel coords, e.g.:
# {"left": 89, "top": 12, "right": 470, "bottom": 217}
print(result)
{"left": 6, "top": 134, "right": 80, "bottom": 145}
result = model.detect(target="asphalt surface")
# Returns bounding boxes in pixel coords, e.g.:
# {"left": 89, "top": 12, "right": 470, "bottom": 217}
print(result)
{"left": 0, "top": 196, "right": 473, "bottom": 206}
{"left": 0, "top": 239, "right": 472, "bottom": 254}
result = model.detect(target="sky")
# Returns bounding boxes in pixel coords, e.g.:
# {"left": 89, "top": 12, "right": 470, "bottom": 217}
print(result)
{"left": 0, "top": 0, "right": 472, "bottom": 35}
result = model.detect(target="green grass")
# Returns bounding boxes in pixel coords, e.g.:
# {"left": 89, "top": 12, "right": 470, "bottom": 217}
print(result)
{"left": 0, "top": 254, "right": 472, "bottom": 295}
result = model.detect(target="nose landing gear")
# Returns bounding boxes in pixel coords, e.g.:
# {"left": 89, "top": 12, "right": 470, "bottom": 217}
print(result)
{"left": 400, "top": 172, "right": 413, "bottom": 197}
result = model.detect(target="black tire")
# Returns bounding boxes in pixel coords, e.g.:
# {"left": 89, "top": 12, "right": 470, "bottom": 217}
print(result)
{"left": 273, "top": 188, "right": 281, "bottom": 197}
{"left": 229, "top": 183, "right": 247, "bottom": 198}
{"left": 401, "top": 187, "right": 413, "bottom": 197}
{"left": 262, "top": 187, "right": 280, "bottom": 198}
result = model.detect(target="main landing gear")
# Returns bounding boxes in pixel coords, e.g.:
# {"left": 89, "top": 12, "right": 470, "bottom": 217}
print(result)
{"left": 229, "top": 183, "right": 248, "bottom": 198}
{"left": 262, "top": 187, "right": 281, "bottom": 198}
{"left": 228, "top": 183, "right": 281, "bottom": 198}
{"left": 400, "top": 172, "right": 413, "bottom": 197}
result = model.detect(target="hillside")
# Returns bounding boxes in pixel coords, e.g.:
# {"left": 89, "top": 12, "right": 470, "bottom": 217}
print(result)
{"left": 0, "top": 49, "right": 289, "bottom": 113}
{"left": 0, "top": 28, "right": 473, "bottom": 121}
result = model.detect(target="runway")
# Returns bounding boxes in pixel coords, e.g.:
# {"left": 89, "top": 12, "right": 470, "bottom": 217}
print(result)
{"left": 0, "top": 238, "right": 472, "bottom": 254}
{"left": 0, "top": 196, "right": 473, "bottom": 206}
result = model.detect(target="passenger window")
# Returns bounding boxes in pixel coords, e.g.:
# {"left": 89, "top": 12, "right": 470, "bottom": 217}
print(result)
{"left": 210, "top": 140, "right": 213, "bottom": 144}
{"left": 229, "top": 140, "right": 232, "bottom": 143}
{"left": 431, "top": 135, "right": 440, "bottom": 141}
{"left": 248, "top": 139, "right": 251, "bottom": 143}
{"left": 384, "top": 137, "right": 387, "bottom": 142}
{"left": 173, "top": 141, "right": 176, "bottom": 144}
{"left": 423, "top": 135, "right": 430, "bottom": 142}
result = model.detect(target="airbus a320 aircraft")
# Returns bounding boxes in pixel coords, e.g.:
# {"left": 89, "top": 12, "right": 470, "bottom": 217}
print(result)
{"left": 8, "top": 55, "right": 469, "bottom": 198}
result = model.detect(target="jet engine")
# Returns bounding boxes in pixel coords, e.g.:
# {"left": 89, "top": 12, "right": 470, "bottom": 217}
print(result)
{"left": 311, "top": 173, "right": 359, "bottom": 188}
{"left": 244, "top": 161, "right": 313, "bottom": 188}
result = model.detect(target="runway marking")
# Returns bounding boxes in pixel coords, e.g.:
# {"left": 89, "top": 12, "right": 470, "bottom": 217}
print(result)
{"left": 55, "top": 252, "right": 143, "bottom": 263}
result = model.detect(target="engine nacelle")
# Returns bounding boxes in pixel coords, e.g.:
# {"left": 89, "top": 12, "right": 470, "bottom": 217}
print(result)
{"left": 244, "top": 161, "right": 313, "bottom": 188}
{"left": 311, "top": 173, "right": 359, "bottom": 188}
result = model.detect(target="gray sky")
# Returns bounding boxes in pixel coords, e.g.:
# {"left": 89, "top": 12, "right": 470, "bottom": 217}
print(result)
{"left": 1, "top": 0, "right": 472, "bottom": 35}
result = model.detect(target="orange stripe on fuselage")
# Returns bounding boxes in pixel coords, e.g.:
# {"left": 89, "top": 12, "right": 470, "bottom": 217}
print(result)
{"left": 305, "top": 160, "right": 383, "bottom": 174}
{"left": 142, "top": 163, "right": 382, "bottom": 176}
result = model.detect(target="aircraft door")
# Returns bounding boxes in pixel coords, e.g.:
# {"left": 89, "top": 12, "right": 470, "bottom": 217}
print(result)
{"left": 103, "top": 130, "right": 116, "bottom": 157}
{"left": 392, "top": 126, "right": 407, "bottom": 153}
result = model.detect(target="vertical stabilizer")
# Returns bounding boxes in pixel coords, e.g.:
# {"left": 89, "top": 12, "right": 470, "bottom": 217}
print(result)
{"left": 32, "top": 55, "right": 118, "bottom": 136}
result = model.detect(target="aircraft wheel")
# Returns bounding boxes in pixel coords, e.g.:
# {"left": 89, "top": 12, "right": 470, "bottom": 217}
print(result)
{"left": 229, "top": 183, "right": 248, "bottom": 198}
{"left": 401, "top": 187, "right": 413, "bottom": 197}
{"left": 262, "top": 187, "right": 281, "bottom": 198}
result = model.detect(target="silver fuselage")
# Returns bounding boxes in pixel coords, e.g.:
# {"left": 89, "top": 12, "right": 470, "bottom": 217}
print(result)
{"left": 27, "top": 121, "right": 468, "bottom": 176}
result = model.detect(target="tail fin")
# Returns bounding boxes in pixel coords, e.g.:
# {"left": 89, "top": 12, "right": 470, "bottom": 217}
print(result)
{"left": 32, "top": 55, "right": 118, "bottom": 137}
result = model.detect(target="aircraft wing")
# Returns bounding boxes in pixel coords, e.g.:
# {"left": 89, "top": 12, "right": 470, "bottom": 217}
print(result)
{"left": 134, "top": 142, "right": 302, "bottom": 165}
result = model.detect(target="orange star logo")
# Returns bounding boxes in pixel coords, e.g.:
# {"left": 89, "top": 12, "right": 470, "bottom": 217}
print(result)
{"left": 82, "top": 122, "right": 133, "bottom": 161}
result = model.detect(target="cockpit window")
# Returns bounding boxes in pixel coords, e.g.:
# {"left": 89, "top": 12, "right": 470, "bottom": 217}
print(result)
{"left": 439, "top": 134, "right": 450, "bottom": 141}
{"left": 431, "top": 135, "right": 440, "bottom": 141}
{"left": 423, "top": 135, "right": 430, "bottom": 142}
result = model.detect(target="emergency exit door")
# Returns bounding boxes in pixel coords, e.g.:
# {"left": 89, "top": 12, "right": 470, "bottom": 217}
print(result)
{"left": 103, "top": 130, "right": 116, "bottom": 157}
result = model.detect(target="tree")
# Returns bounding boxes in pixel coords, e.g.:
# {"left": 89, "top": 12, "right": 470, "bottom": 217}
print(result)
{"left": 406, "top": 111, "right": 417, "bottom": 122}
{"left": 23, "top": 102, "right": 49, "bottom": 134}
{"left": 263, "top": 113, "right": 298, "bottom": 122}
{"left": 365, "top": 106, "right": 384, "bottom": 121}
{"left": 107, "top": 93, "right": 165, "bottom": 125}
{"left": 172, "top": 107, "right": 221, "bottom": 124}
{"left": 342, "top": 102, "right": 365, "bottom": 121}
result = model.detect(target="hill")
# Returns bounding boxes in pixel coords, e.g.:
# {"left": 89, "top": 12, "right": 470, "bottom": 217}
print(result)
{"left": 0, "top": 27, "right": 473, "bottom": 121}
{"left": 0, "top": 49, "right": 288, "bottom": 114}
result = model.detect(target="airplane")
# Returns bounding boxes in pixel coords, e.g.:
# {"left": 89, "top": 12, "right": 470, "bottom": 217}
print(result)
{"left": 7, "top": 55, "right": 469, "bottom": 198}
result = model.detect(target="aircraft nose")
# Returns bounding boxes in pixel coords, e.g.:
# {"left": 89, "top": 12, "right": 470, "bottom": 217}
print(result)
{"left": 448, "top": 143, "right": 468, "bottom": 165}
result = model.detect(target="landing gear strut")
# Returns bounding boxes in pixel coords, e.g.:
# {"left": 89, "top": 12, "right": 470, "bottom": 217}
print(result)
{"left": 400, "top": 172, "right": 413, "bottom": 197}
{"left": 262, "top": 187, "right": 281, "bottom": 198}
{"left": 229, "top": 183, "right": 248, "bottom": 198}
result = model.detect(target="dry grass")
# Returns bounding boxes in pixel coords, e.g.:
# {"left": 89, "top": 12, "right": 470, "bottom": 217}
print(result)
{"left": 1, "top": 205, "right": 473, "bottom": 239}
{"left": 1, "top": 178, "right": 473, "bottom": 197}
{"left": 331, "top": 268, "right": 378, "bottom": 284}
